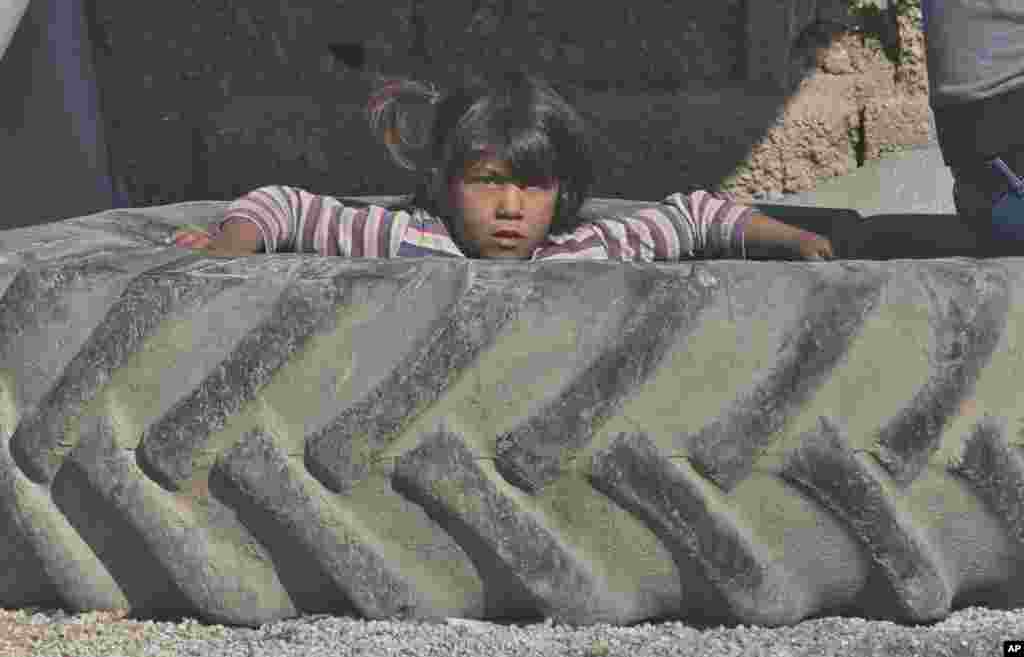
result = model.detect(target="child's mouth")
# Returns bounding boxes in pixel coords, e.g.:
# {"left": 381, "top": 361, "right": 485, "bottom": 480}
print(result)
{"left": 493, "top": 230, "right": 525, "bottom": 239}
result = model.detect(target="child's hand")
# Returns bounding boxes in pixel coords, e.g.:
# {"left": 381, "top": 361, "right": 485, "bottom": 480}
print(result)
{"left": 796, "top": 232, "right": 834, "bottom": 261}
{"left": 171, "top": 223, "right": 260, "bottom": 256}
{"left": 744, "top": 213, "right": 834, "bottom": 261}
{"left": 172, "top": 225, "right": 213, "bottom": 250}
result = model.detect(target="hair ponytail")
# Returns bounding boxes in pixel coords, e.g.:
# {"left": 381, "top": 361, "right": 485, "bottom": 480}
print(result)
{"left": 367, "top": 78, "right": 442, "bottom": 171}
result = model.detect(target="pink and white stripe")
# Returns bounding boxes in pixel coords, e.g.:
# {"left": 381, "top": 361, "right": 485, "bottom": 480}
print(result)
{"left": 218, "top": 185, "right": 752, "bottom": 261}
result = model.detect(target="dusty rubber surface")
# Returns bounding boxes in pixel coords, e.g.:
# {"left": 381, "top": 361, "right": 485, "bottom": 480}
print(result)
{"left": 0, "top": 200, "right": 1021, "bottom": 627}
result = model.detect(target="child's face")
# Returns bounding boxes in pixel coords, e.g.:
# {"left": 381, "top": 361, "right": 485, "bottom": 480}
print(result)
{"left": 450, "top": 158, "right": 559, "bottom": 259}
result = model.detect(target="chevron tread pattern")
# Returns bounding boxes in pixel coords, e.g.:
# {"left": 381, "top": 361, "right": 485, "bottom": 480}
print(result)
{"left": 0, "top": 209, "right": 1020, "bottom": 627}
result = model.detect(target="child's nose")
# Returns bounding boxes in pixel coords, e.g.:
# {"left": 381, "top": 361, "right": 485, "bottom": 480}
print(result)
{"left": 497, "top": 184, "right": 524, "bottom": 217}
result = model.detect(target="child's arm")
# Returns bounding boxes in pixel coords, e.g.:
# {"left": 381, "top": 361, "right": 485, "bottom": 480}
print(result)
{"left": 534, "top": 192, "right": 832, "bottom": 262}
{"left": 743, "top": 212, "right": 834, "bottom": 260}
{"left": 172, "top": 186, "right": 297, "bottom": 255}
{"left": 172, "top": 186, "right": 408, "bottom": 258}
{"left": 662, "top": 191, "right": 833, "bottom": 260}
{"left": 173, "top": 220, "right": 265, "bottom": 256}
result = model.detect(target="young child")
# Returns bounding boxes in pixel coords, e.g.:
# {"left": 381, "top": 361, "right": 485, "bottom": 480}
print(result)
{"left": 174, "top": 70, "right": 833, "bottom": 262}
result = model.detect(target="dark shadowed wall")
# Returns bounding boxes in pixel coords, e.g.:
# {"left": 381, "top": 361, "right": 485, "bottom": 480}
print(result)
{"left": 1, "top": 0, "right": 925, "bottom": 227}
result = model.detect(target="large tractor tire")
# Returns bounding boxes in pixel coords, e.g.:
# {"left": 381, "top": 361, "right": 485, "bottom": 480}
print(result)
{"left": 0, "top": 199, "right": 1021, "bottom": 628}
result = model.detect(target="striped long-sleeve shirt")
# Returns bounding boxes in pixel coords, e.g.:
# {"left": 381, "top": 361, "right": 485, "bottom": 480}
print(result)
{"left": 217, "top": 185, "right": 755, "bottom": 261}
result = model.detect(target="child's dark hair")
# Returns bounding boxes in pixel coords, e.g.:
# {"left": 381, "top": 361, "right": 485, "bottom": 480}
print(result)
{"left": 367, "top": 70, "right": 596, "bottom": 235}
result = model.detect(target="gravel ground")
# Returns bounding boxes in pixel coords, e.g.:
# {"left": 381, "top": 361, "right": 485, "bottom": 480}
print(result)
{"left": 2, "top": 606, "right": 1022, "bottom": 657}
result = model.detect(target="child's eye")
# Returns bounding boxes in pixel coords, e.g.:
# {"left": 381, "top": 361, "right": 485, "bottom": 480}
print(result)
{"left": 469, "top": 175, "right": 553, "bottom": 191}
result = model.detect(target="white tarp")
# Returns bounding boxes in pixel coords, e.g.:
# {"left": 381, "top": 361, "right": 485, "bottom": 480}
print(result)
{"left": 0, "top": 0, "right": 30, "bottom": 62}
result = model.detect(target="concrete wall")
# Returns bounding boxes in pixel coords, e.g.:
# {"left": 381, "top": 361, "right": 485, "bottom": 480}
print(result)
{"left": 2, "top": 0, "right": 931, "bottom": 226}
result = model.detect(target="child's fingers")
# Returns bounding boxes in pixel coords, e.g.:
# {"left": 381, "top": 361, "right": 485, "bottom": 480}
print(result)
{"left": 173, "top": 229, "right": 212, "bottom": 249}
{"left": 171, "top": 223, "right": 211, "bottom": 242}
{"left": 803, "top": 235, "right": 833, "bottom": 261}
{"left": 173, "top": 231, "right": 202, "bottom": 246}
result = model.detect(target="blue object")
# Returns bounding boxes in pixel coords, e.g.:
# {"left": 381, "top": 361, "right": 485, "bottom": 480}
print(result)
{"left": 988, "top": 157, "right": 1024, "bottom": 242}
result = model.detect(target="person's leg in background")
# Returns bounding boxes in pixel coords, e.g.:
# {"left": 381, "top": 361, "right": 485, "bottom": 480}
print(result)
{"left": 0, "top": 0, "right": 126, "bottom": 230}
{"left": 923, "top": 0, "right": 1024, "bottom": 254}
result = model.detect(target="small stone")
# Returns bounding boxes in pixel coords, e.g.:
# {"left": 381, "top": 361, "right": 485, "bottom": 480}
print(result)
{"left": 445, "top": 617, "right": 497, "bottom": 633}
{"left": 820, "top": 45, "right": 855, "bottom": 75}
